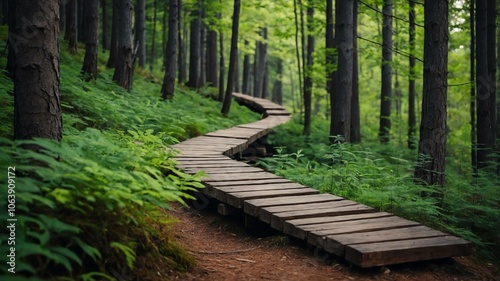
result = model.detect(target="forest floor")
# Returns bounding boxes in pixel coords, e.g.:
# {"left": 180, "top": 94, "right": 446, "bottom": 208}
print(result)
{"left": 165, "top": 202, "right": 500, "bottom": 281}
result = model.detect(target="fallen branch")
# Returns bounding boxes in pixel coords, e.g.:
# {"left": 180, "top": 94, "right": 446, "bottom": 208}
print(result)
{"left": 189, "top": 245, "right": 263, "bottom": 255}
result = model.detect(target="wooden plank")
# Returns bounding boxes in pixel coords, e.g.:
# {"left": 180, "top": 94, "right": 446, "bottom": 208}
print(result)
{"left": 345, "top": 236, "right": 473, "bottom": 268}
{"left": 201, "top": 172, "right": 283, "bottom": 182}
{"left": 306, "top": 217, "right": 421, "bottom": 246}
{"left": 283, "top": 212, "right": 394, "bottom": 239}
{"left": 244, "top": 194, "right": 343, "bottom": 217}
{"left": 226, "top": 188, "right": 320, "bottom": 208}
{"left": 270, "top": 204, "right": 376, "bottom": 231}
{"left": 204, "top": 178, "right": 292, "bottom": 187}
{"left": 214, "top": 182, "right": 306, "bottom": 193}
{"left": 322, "top": 225, "right": 448, "bottom": 257}
{"left": 259, "top": 200, "right": 358, "bottom": 224}
{"left": 183, "top": 167, "right": 264, "bottom": 174}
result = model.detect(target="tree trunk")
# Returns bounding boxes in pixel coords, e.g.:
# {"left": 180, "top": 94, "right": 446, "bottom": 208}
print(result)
{"left": 101, "top": 0, "right": 108, "bottom": 50}
{"left": 200, "top": 10, "right": 206, "bottom": 86}
{"left": 77, "top": 0, "right": 84, "bottom": 42}
{"left": 187, "top": 0, "right": 202, "bottom": 88}
{"left": 178, "top": 0, "right": 187, "bottom": 83}
{"left": 470, "top": 0, "right": 477, "bottom": 170}
{"left": 293, "top": 0, "right": 303, "bottom": 112}
{"left": 379, "top": 0, "right": 392, "bottom": 143}
{"left": 331, "top": 0, "right": 353, "bottom": 142}
{"left": 82, "top": 0, "right": 99, "bottom": 80}
{"left": 350, "top": 0, "right": 361, "bottom": 143}
{"left": 206, "top": 23, "right": 218, "bottom": 87}
{"left": 476, "top": 0, "right": 493, "bottom": 169}
{"left": 414, "top": 0, "right": 448, "bottom": 187}
{"left": 303, "top": 5, "right": 314, "bottom": 136}
{"left": 235, "top": 56, "right": 241, "bottom": 92}
{"left": 162, "top": 0, "right": 168, "bottom": 70}
{"left": 272, "top": 59, "right": 283, "bottom": 105}
{"left": 221, "top": 0, "right": 241, "bottom": 115}
{"left": 112, "top": 0, "right": 133, "bottom": 91}
{"left": 107, "top": 0, "right": 119, "bottom": 68}
{"left": 408, "top": 0, "right": 417, "bottom": 149}
{"left": 66, "top": 0, "right": 78, "bottom": 54}
{"left": 5, "top": 0, "right": 15, "bottom": 77}
{"left": 218, "top": 30, "right": 225, "bottom": 101}
{"left": 253, "top": 28, "right": 268, "bottom": 98}
{"left": 262, "top": 61, "right": 268, "bottom": 99}
{"left": 487, "top": 0, "right": 496, "bottom": 153}
{"left": 135, "top": 0, "right": 146, "bottom": 68}
{"left": 59, "top": 1, "right": 66, "bottom": 34}
{"left": 241, "top": 40, "right": 250, "bottom": 94}
{"left": 149, "top": 0, "right": 157, "bottom": 71}
{"left": 13, "top": 0, "right": 62, "bottom": 141}
{"left": 162, "top": 0, "right": 178, "bottom": 99}
{"left": 326, "top": 0, "right": 338, "bottom": 143}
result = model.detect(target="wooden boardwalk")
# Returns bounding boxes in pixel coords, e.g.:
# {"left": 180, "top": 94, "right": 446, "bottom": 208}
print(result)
{"left": 173, "top": 93, "right": 472, "bottom": 268}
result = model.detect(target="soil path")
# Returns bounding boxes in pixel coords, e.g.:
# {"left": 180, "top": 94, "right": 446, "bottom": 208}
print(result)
{"left": 169, "top": 203, "right": 499, "bottom": 281}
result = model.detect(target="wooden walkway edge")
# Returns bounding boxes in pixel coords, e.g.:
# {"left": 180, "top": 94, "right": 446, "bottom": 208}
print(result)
{"left": 173, "top": 93, "right": 473, "bottom": 268}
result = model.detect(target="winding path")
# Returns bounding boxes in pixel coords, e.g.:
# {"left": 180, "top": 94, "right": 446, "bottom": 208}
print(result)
{"left": 172, "top": 93, "right": 472, "bottom": 268}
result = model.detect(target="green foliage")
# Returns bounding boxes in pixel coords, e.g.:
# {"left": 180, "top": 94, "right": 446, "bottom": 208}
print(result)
{"left": 264, "top": 117, "right": 500, "bottom": 259}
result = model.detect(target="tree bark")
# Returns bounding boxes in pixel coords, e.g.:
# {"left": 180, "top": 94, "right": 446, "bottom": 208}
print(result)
{"left": 112, "top": 0, "right": 133, "bottom": 91}
{"left": 414, "top": 0, "right": 448, "bottom": 187}
{"left": 379, "top": 0, "right": 392, "bottom": 143}
{"left": 162, "top": 0, "right": 178, "bottom": 100}
{"left": 82, "top": 0, "right": 99, "bottom": 80}
{"left": 77, "top": 0, "right": 84, "bottom": 42}
{"left": 326, "top": 0, "right": 338, "bottom": 143}
{"left": 66, "top": 0, "right": 78, "bottom": 54}
{"left": 107, "top": 0, "right": 119, "bottom": 68}
{"left": 13, "top": 0, "right": 62, "bottom": 141}
{"left": 253, "top": 28, "right": 268, "bottom": 98}
{"left": 149, "top": 0, "right": 157, "bottom": 71}
{"left": 221, "top": 0, "right": 241, "bottom": 115}
{"left": 303, "top": 4, "right": 314, "bottom": 136}
{"left": 272, "top": 59, "right": 283, "bottom": 105}
{"left": 350, "top": 0, "right": 361, "bottom": 143}
{"left": 218, "top": 30, "right": 225, "bottom": 101}
{"left": 59, "top": 1, "right": 66, "bottom": 34}
{"left": 408, "top": 0, "right": 417, "bottom": 149}
{"left": 187, "top": 0, "right": 202, "bottom": 88}
{"left": 476, "top": 0, "right": 493, "bottom": 168}
{"left": 178, "top": 0, "right": 187, "bottom": 83}
{"left": 135, "top": 0, "right": 146, "bottom": 68}
{"left": 487, "top": 0, "right": 496, "bottom": 152}
{"left": 206, "top": 22, "right": 218, "bottom": 87}
{"left": 293, "top": 0, "right": 304, "bottom": 112}
{"left": 470, "top": 0, "right": 477, "bottom": 170}
{"left": 5, "top": 0, "right": 15, "bottom": 77}
{"left": 241, "top": 40, "right": 251, "bottom": 94}
{"left": 331, "top": 0, "right": 353, "bottom": 142}
{"left": 101, "top": 0, "right": 108, "bottom": 50}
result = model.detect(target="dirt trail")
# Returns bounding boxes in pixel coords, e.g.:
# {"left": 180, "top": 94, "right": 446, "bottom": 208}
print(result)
{"left": 168, "top": 203, "right": 499, "bottom": 281}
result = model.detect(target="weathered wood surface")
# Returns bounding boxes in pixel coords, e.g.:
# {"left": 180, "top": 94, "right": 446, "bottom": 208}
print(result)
{"left": 173, "top": 92, "right": 472, "bottom": 268}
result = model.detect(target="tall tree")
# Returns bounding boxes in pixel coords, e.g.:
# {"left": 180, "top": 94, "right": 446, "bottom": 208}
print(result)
{"left": 241, "top": 40, "right": 250, "bottom": 94}
{"left": 135, "top": 0, "right": 146, "bottom": 68}
{"left": 476, "top": 0, "right": 493, "bottom": 168}
{"left": 101, "top": 0, "right": 108, "bottom": 50}
{"left": 66, "top": 0, "right": 78, "bottom": 54}
{"left": 221, "top": 0, "right": 241, "bottom": 115}
{"left": 13, "top": 0, "right": 62, "bottom": 141}
{"left": 150, "top": 0, "right": 158, "bottom": 71}
{"left": 218, "top": 30, "right": 225, "bottom": 101}
{"left": 112, "top": 0, "right": 133, "bottom": 90}
{"left": 303, "top": 3, "right": 315, "bottom": 136}
{"left": 206, "top": 17, "right": 218, "bottom": 87}
{"left": 326, "top": 0, "right": 337, "bottom": 143}
{"left": 5, "top": 0, "right": 15, "bottom": 77}
{"left": 487, "top": 0, "right": 496, "bottom": 154}
{"left": 271, "top": 59, "right": 284, "bottom": 105}
{"left": 379, "top": 0, "right": 393, "bottom": 143}
{"left": 82, "top": 0, "right": 99, "bottom": 80}
{"left": 187, "top": 0, "right": 202, "bottom": 88}
{"left": 253, "top": 28, "right": 268, "bottom": 98}
{"left": 107, "top": 0, "right": 119, "bottom": 67}
{"left": 162, "top": 0, "right": 179, "bottom": 99}
{"left": 414, "top": 0, "right": 448, "bottom": 186}
{"left": 77, "top": 0, "right": 85, "bottom": 42}
{"left": 408, "top": 0, "right": 417, "bottom": 149}
{"left": 178, "top": 0, "right": 187, "bottom": 83}
{"left": 350, "top": 0, "right": 361, "bottom": 143}
{"left": 470, "top": 0, "right": 477, "bottom": 170}
{"left": 331, "top": 0, "right": 353, "bottom": 142}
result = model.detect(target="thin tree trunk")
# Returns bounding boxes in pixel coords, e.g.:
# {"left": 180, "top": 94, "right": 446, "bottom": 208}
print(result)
{"left": 414, "top": 0, "right": 448, "bottom": 187}
{"left": 77, "top": 0, "right": 84, "bottom": 42}
{"left": 272, "top": 59, "right": 283, "bottom": 105}
{"left": 187, "top": 0, "right": 202, "bottom": 88}
{"left": 82, "top": 0, "right": 99, "bottom": 80}
{"left": 206, "top": 22, "right": 218, "bottom": 87}
{"left": 350, "top": 0, "right": 361, "bottom": 143}
{"left": 107, "top": 0, "right": 119, "bottom": 67}
{"left": 13, "top": 0, "right": 62, "bottom": 141}
{"left": 242, "top": 40, "right": 250, "bottom": 94}
{"left": 303, "top": 4, "right": 314, "bottom": 136}
{"left": 162, "top": 0, "right": 178, "bottom": 99}
{"left": 200, "top": 8, "right": 206, "bottom": 86}
{"left": 326, "top": 0, "right": 336, "bottom": 142}
{"left": 149, "top": 0, "right": 157, "bottom": 71}
{"left": 262, "top": 61, "right": 268, "bottom": 99}
{"left": 331, "top": 0, "right": 353, "bottom": 142}
{"left": 379, "top": 0, "right": 392, "bottom": 143}
{"left": 487, "top": 0, "right": 496, "bottom": 152}
{"left": 476, "top": 0, "right": 493, "bottom": 169}
{"left": 470, "top": 0, "right": 477, "bottom": 170}
{"left": 221, "top": 0, "right": 241, "bottom": 115}
{"left": 253, "top": 28, "right": 267, "bottom": 98}
{"left": 67, "top": 0, "right": 78, "bottom": 54}
{"left": 408, "top": 0, "right": 417, "bottom": 149}
{"left": 293, "top": 0, "right": 303, "bottom": 113}
{"left": 60, "top": 1, "right": 66, "bottom": 34}
{"left": 101, "top": 0, "right": 108, "bottom": 50}
{"left": 162, "top": 0, "right": 168, "bottom": 70}
{"left": 5, "top": 0, "right": 15, "bottom": 77}
{"left": 135, "top": 0, "right": 146, "bottom": 68}
{"left": 218, "top": 30, "right": 224, "bottom": 101}
{"left": 179, "top": 1, "right": 188, "bottom": 82}
{"left": 235, "top": 56, "right": 241, "bottom": 92}
{"left": 112, "top": 0, "right": 133, "bottom": 91}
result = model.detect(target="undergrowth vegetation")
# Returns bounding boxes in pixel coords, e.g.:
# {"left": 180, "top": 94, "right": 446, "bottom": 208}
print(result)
{"left": 0, "top": 29, "right": 259, "bottom": 280}
{"left": 261, "top": 116, "right": 500, "bottom": 260}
